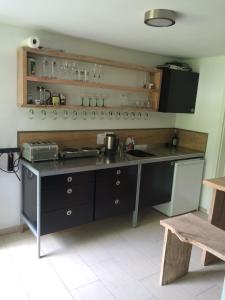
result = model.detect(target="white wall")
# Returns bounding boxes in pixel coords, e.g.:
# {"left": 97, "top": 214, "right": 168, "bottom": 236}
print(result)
{"left": 0, "top": 23, "right": 176, "bottom": 230}
{"left": 175, "top": 56, "right": 225, "bottom": 211}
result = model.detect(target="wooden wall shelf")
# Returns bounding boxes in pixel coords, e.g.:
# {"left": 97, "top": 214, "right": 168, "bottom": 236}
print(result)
{"left": 26, "top": 76, "right": 156, "bottom": 94}
{"left": 17, "top": 47, "right": 162, "bottom": 111}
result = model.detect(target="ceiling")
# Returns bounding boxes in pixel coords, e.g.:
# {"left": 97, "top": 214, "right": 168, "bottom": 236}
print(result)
{"left": 0, "top": 0, "right": 225, "bottom": 58}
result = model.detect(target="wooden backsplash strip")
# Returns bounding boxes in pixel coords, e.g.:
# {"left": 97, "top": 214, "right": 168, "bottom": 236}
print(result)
{"left": 177, "top": 129, "right": 208, "bottom": 152}
{"left": 17, "top": 128, "right": 208, "bottom": 152}
{"left": 18, "top": 128, "right": 174, "bottom": 149}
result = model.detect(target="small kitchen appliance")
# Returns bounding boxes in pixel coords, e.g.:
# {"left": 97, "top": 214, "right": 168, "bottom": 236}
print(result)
{"left": 22, "top": 142, "right": 59, "bottom": 162}
{"left": 104, "top": 133, "right": 119, "bottom": 156}
{"left": 60, "top": 147, "right": 99, "bottom": 159}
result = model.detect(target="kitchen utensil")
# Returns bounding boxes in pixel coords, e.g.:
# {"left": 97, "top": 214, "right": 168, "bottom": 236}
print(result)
{"left": 105, "top": 133, "right": 119, "bottom": 156}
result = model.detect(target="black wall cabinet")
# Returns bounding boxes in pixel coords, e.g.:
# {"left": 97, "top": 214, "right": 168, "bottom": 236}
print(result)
{"left": 158, "top": 69, "right": 199, "bottom": 113}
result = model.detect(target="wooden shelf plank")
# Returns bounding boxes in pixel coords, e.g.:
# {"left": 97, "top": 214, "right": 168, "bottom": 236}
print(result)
{"left": 24, "top": 47, "right": 161, "bottom": 73}
{"left": 26, "top": 76, "right": 158, "bottom": 94}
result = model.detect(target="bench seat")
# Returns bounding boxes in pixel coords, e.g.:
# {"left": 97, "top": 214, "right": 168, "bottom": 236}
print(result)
{"left": 160, "top": 213, "right": 225, "bottom": 285}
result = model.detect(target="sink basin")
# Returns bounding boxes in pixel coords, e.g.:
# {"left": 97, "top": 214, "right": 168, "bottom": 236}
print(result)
{"left": 126, "top": 149, "right": 156, "bottom": 158}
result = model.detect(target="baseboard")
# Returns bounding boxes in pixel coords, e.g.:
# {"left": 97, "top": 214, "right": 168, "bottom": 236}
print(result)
{"left": 0, "top": 224, "right": 28, "bottom": 236}
{"left": 199, "top": 206, "right": 208, "bottom": 215}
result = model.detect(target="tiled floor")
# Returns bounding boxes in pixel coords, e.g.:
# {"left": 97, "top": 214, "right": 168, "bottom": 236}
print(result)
{"left": 0, "top": 209, "right": 224, "bottom": 300}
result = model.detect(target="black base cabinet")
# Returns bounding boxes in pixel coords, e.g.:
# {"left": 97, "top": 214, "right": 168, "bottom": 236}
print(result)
{"left": 139, "top": 161, "right": 174, "bottom": 208}
{"left": 22, "top": 165, "right": 138, "bottom": 236}
{"left": 95, "top": 166, "right": 138, "bottom": 220}
{"left": 41, "top": 171, "right": 95, "bottom": 235}
{"left": 158, "top": 69, "right": 199, "bottom": 113}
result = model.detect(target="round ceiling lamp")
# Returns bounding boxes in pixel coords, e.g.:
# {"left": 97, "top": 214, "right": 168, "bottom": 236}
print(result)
{"left": 144, "top": 9, "right": 176, "bottom": 27}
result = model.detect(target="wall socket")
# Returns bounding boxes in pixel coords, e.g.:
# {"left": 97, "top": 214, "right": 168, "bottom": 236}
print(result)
{"left": 97, "top": 133, "right": 106, "bottom": 145}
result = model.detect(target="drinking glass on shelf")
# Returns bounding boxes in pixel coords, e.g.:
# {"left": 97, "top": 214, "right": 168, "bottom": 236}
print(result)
{"left": 81, "top": 110, "right": 88, "bottom": 120}
{"left": 80, "top": 95, "right": 85, "bottom": 106}
{"left": 101, "top": 95, "right": 106, "bottom": 107}
{"left": 143, "top": 111, "right": 151, "bottom": 120}
{"left": 42, "top": 57, "right": 49, "bottom": 77}
{"left": 83, "top": 96, "right": 90, "bottom": 107}
{"left": 48, "top": 109, "right": 58, "bottom": 120}
{"left": 89, "top": 110, "right": 97, "bottom": 120}
{"left": 92, "top": 64, "right": 97, "bottom": 82}
{"left": 97, "top": 65, "right": 102, "bottom": 82}
{"left": 37, "top": 109, "right": 47, "bottom": 120}
{"left": 143, "top": 72, "right": 150, "bottom": 89}
{"left": 136, "top": 111, "right": 142, "bottom": 120}
{"left": 70, "top": 110, "right": 78, "bottom": 120}
{"left": 84, "top": 69, "right": 89, "bottom": 81}
{"left": 106, "top": 111, "right": 113, "bottom": 120}
{"left": 51, "top": 59, "right": 57, "bottom": 78}
{"left": 60, "top": 109, "right": 69, "bottom": 120}
{"left": 90, "top": 96, "right": 97, "bottom": 107}
{"left": 71, "top": 62, "right": 77, "bottom": 80}
{"left": 98, "top": 110, "right": 105, "bottom": 120}
{"left": 60, "top": 60, "right": 69, "bottom": 79}
{"left": 114, "top": 111, "right": 121, "bottom": 120}
{"left": 96, "top": 95, "right": 103, "bottom": 107}
{"left": 26, "top": 108, "right": 35, "bottom": 120}
{"left": 129, "top": 111, "right": 135, "bottom": 120}
{"left": 122, "top": 111, "right": 129, "bottom": 120}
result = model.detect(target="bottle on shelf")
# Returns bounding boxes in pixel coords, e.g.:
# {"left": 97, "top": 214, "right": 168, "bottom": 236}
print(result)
{"left": 171, "top": 130, "right": 179, "bottom": 148}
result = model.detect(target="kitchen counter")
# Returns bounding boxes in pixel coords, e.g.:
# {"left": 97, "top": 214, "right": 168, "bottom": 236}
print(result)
{"left": 21, "top": 145, "right": 205, "bottom": 258}
{"left": 21, "top": 145, "right": 204, "bottom": 177}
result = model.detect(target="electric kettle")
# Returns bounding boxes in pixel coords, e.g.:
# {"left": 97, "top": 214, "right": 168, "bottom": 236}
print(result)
{"left": 105, "top": 133, "right": 119, "bottom": 156}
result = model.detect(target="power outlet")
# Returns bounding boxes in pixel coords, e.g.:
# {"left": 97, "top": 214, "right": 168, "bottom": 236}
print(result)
{"left": 7, "top": 153, "right": 14, "bottom": 171}
{"left": 97, "top": 133, "right": 106, "bottom": 145}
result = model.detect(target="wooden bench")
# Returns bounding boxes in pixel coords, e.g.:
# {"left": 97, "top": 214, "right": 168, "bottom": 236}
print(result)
{"left": 160, "top": 213, "right": 225, "bottom": 286}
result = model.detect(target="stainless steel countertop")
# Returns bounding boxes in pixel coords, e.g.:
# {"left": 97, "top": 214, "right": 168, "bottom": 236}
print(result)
{"left": 21, "top": 146, "right": 204, "bottom": 177}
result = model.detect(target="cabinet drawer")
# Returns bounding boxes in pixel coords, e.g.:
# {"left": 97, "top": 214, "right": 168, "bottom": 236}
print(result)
{"left": 41, "top": 204, "right": 93, "bottom": 235}
{"left": 95, "top": 180, "right": 137, "bottom": 204}
{"left": 42, "top": 171, "right": 94, "bottom": 188}
{"left": 41, "top": 181, "right": 94, "bottom": 212}
{"left": 95, "top": 195, "right": 135, "bottom": 220}
{"left": 96, "top": 166, "right": 137, "bottom": 182}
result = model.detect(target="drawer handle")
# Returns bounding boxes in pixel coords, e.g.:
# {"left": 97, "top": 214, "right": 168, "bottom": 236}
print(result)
{"left": 67, "top": 176, "right": 72, "bottom": 183}
{"left": 116, "top": 180, "right": 120, "bottom": 186}
{"left": 67, "top": 188, "right": 73, "bottom": 194}
{"left": 115, "top": 199, "right": 120, "bottom": 205}
{"left": 66, "top": 209, "right": 72, "bottom": 216}
{"left": 116, "top": 169, "right": 121, "bottom": 175}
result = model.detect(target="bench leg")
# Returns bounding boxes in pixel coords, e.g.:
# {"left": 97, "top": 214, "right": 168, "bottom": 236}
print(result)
{"left": 160, "top": 228, "right": 192, "bottom": 285}
{"left": 202, "top": 189, "right": 225, "bottom": 266}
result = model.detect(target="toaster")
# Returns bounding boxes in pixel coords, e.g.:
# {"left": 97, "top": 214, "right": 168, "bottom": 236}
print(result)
{"left": 22, "top": 142, "right": 59, "bottom": 162}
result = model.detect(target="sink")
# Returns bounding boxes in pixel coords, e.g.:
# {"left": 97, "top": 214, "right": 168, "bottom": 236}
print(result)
{"left": 126, "top": 149, "right": 156, "bottom": 158}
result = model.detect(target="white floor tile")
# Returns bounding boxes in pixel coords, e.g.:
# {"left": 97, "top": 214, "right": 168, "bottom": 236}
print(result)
{"left": 0, "top": 247, "right": 29, "bottom": 300}
{"left": 141, "top": 273, "right": 194, "bottom": 300}
{"left": 48, "top": 248, "right": 98, "bottom": 289}
{"left": 90, "top": 259, "right": 152, "bottom": 300}
{"left": 115, "top": 253, "right": 159, "bottom": 280}
{"left": 196, "top": 285, "right": 222, "bottom": 300}
{"left": 20, "top": 263, "right": 73, "bottom": 300}
{"left": 71, "top": 280, "right": 115, "bottom": 300}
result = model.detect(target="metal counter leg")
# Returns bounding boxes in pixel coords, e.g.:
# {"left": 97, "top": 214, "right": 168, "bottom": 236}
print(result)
{"left": 37, "top": 235, "right": 41, "bottom": 258}
{"left": 37, "top": 175, "right": 41, "bottom": 258}
{"left": 132, "top": 164, "right": 142, "bottom": 227}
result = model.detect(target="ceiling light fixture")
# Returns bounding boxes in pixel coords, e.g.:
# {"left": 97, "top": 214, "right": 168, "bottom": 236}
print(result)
{"left": 144, "top": 9, "right": 176, "bottom": 27}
